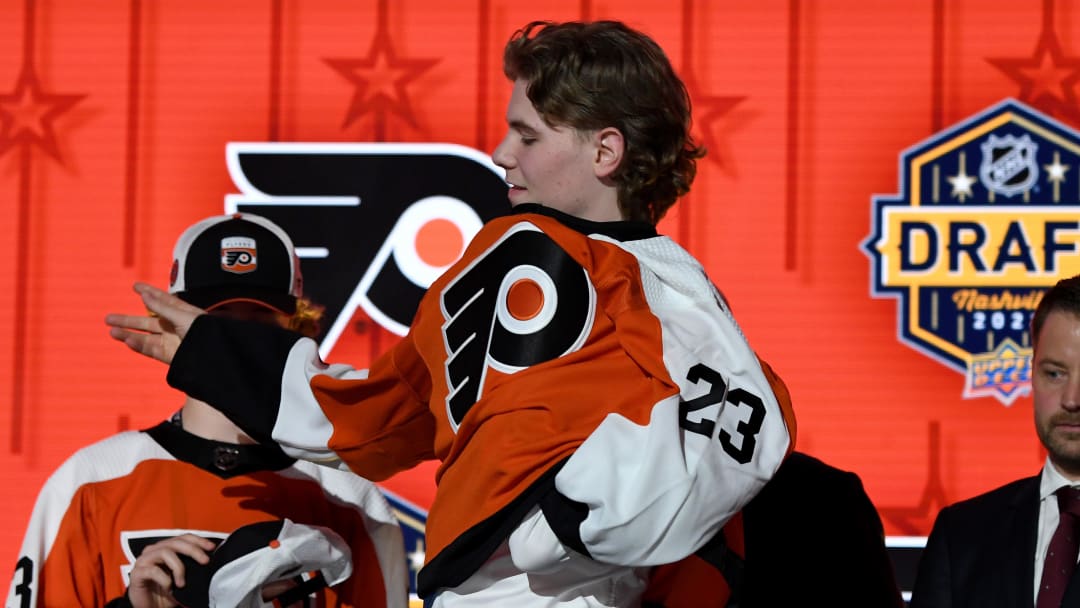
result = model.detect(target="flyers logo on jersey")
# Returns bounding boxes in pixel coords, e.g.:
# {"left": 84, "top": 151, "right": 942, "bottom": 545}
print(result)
{"left": 223, "top": 142, "right": 510, "bottom": 357}
{"left": 441, "top": 222, "right": 595, "bottom": 430}
{"left": 863, "top": 99, "right": 1080, "bottom": 405}
{"left": 120, "top": 529, "right": 227, "bottom": 585}
{"left": 221, "top": 237, "right": 258, "bottom": 274}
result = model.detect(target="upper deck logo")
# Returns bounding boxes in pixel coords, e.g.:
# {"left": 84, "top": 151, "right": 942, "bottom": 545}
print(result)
{"left": 862, "top": 99, "right": 1080, "bottom": 405}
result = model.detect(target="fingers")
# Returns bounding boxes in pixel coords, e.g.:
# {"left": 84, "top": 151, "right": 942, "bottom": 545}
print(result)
{"left": 104, "top": 313, "right": 162, "bottom": 335}
{"left": 134, "top": 282, "right": 205, "bottom": 339}
{"left": 105, "top": 283, "right": 206, "bottom": 364}
{"left": 104, "top": 318, "right": 174, "bottom": 363}
{"left": 131, "top": 534, "right": 216, "bottom": 590}
{"left": 262, "top": 579, "right": 299, "bottom": 602}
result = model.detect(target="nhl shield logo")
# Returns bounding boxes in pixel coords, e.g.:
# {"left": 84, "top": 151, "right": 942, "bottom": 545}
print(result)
{"left": 221, "top": 236, "right": 257, "bottom": 274}
{"left": 979, "top": 133, "right": 1039, "bottom": 197}
{"left": 862, "top": 99, "right": 1080, "bottom": 406}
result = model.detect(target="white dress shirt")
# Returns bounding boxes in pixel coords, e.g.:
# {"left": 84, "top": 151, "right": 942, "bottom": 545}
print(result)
{"left": 1034, "top": 458, "right": 1080, "bottom": 602}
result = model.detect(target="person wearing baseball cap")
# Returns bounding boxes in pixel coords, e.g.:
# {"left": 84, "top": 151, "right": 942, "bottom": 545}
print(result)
{"left": 167, "top": 212, "right": 319, "bottom": 334}
{"left": 7, "top": 213, "right": 408, "bottom": 608}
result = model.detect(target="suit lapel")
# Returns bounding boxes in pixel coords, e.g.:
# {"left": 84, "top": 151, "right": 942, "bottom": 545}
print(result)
{"left": 962, "top": 476, "right": 1040, "bottom": 607}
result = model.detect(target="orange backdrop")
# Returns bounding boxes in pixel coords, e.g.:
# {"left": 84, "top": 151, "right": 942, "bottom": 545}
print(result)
{"left": 3, "top": 0, "right": 1080, "bottom": 599}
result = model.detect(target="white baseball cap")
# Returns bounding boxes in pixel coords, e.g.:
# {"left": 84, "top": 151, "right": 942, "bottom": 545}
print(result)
{"left": 173, "top": 518, "right": 353, "bottom": 608}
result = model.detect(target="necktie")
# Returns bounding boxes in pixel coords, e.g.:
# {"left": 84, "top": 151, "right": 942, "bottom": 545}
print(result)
{"left": 1037, "top": 486, "right": 1080, "bottom": 608}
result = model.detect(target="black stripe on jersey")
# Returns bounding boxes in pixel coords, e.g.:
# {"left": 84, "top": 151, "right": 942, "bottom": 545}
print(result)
{"left": 510, "top": 203, "right": 657, "bottom": 242}
{"left": 695, "top": 530, "right": 745, "bottom": 605}
{"left": 167, "top": 314, "right": 303, "bottom": 444}
{"left": 145, "top": 421, "right": 295, "bottom": 479}
{"left": 539, "top": 488, "right": 590, "bottom": 558}
{"left": 417, "top": 458, "right": 571, "bottom": 598}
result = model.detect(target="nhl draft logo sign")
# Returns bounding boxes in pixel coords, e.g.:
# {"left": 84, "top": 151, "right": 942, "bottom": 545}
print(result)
{"left": 863, "top": 99, "right": 1080, "bottom": 405}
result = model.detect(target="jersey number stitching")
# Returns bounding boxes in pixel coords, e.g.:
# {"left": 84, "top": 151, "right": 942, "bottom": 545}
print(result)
{"left": 11, "top": 556, "right": 32, "bottom": 608}
{"left": 679, "top": 363, "right": 766, "bottom": 464}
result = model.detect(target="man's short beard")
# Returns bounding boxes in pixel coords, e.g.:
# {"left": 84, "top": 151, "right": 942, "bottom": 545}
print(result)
{"left": 1039, "top": 423, "right": 1080, "bottom": 478}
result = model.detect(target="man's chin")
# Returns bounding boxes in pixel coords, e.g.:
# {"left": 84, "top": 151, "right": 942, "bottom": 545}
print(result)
{"left": 1048, "top": 439, "right": 1080, "bottom": 477}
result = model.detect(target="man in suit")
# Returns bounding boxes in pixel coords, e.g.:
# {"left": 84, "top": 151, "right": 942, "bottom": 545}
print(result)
{"left": 910, "top": 274, "right": 1080, "bottom": 608}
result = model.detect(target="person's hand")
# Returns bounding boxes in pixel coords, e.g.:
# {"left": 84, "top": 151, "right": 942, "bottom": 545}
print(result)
{"left": 127, "top": 534, "right": 217, "bottom": 608}
{"left": 105, "top": 282, "right": 205, "bottom": 365}
{"left": 262, "top": 578, "right": 305, "bottom": 608}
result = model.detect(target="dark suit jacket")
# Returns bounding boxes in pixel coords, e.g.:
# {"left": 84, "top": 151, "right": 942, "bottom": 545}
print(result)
{"left": 908, "top": 475, "right": 1080, "bottom": 608}
{"left": 643, "top": 451, "right": 904, "bottom": 607}
{"left": 741, "top": 451, "right": 904, "bottom": 607}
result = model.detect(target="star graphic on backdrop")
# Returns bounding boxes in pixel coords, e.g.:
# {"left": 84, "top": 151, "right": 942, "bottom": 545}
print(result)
{"left": 1045, "top": 154, "right": 1070, "bottom": 184}
{"left": 988, "top": 30, "right": 1080, "bottom": 114}
{"left": 0, "top": 65, "right": 85, "bottom": 161}
{"left": 685, "top": 79, "right": 745, "bottom": 171}
{"left": 947, "top": 167, "right": 978, "bottom": 201}
{"left": 324, "top": 28, "right": 439, "bottom": 131}
{"left": 407, "top": 538, "right": 426, "bottom": 574}
{"left": 1044, "top": 151, "right": 1071, "bottom": 201}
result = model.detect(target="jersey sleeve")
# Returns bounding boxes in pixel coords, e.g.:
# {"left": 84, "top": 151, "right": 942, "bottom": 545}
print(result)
{"left": 304, "top": 465, "right": 410, "bottom": 608}
{"left": 6, "top": 452, "right": 108, "bottom": 607}
{"left": 514, "top": 248, "right": 795, "bottom": 568}
{"left": 167, "top": 315, "right": 436, "bottom": 480}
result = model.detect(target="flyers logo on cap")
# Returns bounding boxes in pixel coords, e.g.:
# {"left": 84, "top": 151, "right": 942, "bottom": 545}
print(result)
{"left": 220, "top": 237, "right": 258, "bottom": 274}
{"left": 863, "top": 99, "right": 1080, "bottom": 406}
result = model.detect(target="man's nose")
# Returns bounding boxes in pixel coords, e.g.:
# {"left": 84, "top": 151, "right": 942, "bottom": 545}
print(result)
{"left": 1064, "top": 379, "right": 1080, "bottom": 411}
{"left": 491, "top": 137, "right": 512, "bottom": 169}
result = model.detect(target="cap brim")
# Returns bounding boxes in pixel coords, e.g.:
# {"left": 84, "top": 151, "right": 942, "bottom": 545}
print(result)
{"left": 176, "top": 287, "right": 297, "bottom": 315}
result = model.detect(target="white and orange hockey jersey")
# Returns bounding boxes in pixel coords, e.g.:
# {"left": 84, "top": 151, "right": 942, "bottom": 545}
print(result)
{"left": 5, "top": 419, "right": 408, "bottom": 608}
{"left": 166, "top": 204, "right": 796, "bottom": 598}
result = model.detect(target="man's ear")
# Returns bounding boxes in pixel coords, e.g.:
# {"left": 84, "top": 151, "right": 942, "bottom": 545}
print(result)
{"left": 593, "top": 127, "right": 624, "bottom": 178}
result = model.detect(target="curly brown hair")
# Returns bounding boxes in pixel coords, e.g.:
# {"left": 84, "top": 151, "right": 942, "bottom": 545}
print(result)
{"left": 285, "top": 297, "right": 325, "bottom": 338}
{"left": 503, "top": 20, "right": 705, "bottom": 225}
